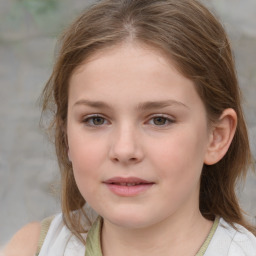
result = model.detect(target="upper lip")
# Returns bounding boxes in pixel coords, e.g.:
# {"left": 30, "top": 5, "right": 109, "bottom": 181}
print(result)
{"left": 103, "top": 177, "right": 154, "bottom": 185}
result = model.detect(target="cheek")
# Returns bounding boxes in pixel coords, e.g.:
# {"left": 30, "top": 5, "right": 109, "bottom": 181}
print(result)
{"left": 69, "top": 141, "right": 105, "bottom": 201}
{"left": 148, "top": 129, "right": 207, "bottom": 211}
{"left": 150, "top": 126, "right": 207, "bottom": 183}
{"left": 68, "top": 130, "right": 107, "bottom": 186}
{"left": 70, "top": 142, "right": 102, "bottom": 170}
{"left": 68, "top": 125, "right": 105, "bottom": 165}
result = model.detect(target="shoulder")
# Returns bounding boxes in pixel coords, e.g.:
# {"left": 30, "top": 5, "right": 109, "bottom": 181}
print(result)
{"left": 38, "top": 213, "right": 88, "bottom": 256}
{"left": 227, "top": 220, "right": 256, "bottom": 256}
{"left": 205, "top": 217, "right": 256, "bottom": 256}
{"left": 2, "top": 222, "right": 41, "bottom": 256}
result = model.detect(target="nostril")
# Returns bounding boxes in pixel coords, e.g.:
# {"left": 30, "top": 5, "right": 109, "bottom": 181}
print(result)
{"left": 109, "top": 139, "right": 144, "bottom": 164}
{"left": 111, "top": 156, "right": 139, "bottom": 164}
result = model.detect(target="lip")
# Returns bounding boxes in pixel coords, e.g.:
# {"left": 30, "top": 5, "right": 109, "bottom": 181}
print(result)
{"left": 103, "top": 176, "right": 155, "bottom": 197}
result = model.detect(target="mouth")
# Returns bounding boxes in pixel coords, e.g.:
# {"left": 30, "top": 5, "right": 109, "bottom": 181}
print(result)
{"left": 110, "top": 182, "right": 147, "bottom": 186}
{"left": 103, "top": 177, "right": 155, "bottom": 196}
{"left": 104, "top": 177, "right": 154, "bottom": 185}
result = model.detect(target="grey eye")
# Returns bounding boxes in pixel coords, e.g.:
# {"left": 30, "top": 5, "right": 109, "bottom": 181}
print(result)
{"left": 91, "top": 117, "right": 105, "bottom": 125}
{"left": 153, "top": 117, "right": 168, "bottom": 125}
{"left": 83, "top": 115, "right": 107, "bottom": 126}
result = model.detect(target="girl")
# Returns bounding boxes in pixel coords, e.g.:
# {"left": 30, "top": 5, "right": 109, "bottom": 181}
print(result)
{"left": 4, "top": 0, "right": 256, "bottom": 255}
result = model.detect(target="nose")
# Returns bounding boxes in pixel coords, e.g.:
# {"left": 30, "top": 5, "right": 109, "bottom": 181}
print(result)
{"left": 109, "top": 124, "right": 144, "bottom": 165}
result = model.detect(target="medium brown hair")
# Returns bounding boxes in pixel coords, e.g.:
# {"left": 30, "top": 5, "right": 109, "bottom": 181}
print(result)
{"left": 41, "top": 0, "right": 255, "bottom": 242}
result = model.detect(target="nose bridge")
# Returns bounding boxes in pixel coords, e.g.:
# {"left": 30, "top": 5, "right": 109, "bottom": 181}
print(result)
{"left": 109, "top": 121, "right": 143, "bottom": 164}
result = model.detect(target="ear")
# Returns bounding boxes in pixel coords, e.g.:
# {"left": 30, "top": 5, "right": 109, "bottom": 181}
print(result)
{"left": 204, "top": 108, "right": 237, "bottom": 165}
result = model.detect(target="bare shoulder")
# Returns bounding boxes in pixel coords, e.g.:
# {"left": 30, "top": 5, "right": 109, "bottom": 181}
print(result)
{"left": 2, "top": 222, "right": 41, "bottom": 256}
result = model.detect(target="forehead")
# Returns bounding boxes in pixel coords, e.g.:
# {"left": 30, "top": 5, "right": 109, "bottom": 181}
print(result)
{"left": 73, "top": 41, "right": 180, "bottom": 78}
{"left": 68, "top": 42, "right": 202, "bottom": 110}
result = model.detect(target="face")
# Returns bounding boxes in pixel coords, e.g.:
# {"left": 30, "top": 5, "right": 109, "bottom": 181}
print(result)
{"left": 67, "top": 43, "right": 211, "bottom": 229}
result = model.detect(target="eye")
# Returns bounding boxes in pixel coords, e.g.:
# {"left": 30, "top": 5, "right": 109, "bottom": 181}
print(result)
{"left": 148, "top": 115, "right": 174, "bottom": 126}
{"left": 83, "top": 115, "right": 108, "bottom": 126}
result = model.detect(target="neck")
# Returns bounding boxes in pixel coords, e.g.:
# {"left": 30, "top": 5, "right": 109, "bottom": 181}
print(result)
{"left": 101, "top": 209, "right": 213, "bottom": 256}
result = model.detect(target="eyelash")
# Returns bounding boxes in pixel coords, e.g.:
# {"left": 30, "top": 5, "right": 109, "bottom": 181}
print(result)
{"left": 148, "top": 114, "right": 175, "bottom": 126}
{"left": 82, "top": 114, "right": 109, "bottom": 126}
{"left": 82, "top": 114, "right": 175, "bottom": 127}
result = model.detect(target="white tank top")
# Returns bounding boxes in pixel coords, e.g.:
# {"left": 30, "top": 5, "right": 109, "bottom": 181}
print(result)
{"left": 38, "top": 211, "right": 256, "bottom": 256}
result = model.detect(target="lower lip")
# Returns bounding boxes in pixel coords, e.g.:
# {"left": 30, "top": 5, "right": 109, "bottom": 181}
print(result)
{"left": 105, "top": 183, "right": 154, "bottom": 197}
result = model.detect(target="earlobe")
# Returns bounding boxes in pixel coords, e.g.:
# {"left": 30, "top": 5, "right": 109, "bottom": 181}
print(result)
{"left": 204, "top": 108, "right": 237, "bottom": 165}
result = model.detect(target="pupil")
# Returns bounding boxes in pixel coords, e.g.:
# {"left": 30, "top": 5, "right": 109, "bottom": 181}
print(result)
{"left": 154, "top": 117, "right": 166, "bottom": 125}
{"left": 93, "top": 117, "right": 104, "bottom": 125}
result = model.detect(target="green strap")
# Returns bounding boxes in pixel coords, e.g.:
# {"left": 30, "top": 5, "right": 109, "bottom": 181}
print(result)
{"left": 35, "top": 216, "right": 54, "bottom": 256}
{"left": 196, "top": 217, "right": 219, "bottom": 256}
{"left": 85, "top": 216, "right": 103, "bottom": 256}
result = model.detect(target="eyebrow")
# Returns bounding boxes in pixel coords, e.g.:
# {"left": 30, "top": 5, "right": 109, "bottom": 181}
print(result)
{"left": 73, "top": 99, "right": 189, "bottom": 110}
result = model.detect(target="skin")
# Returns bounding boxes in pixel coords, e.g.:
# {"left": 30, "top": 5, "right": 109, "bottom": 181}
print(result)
{"left": 67, "top": 42, "right": 236, "bottom": 255}
{"left": 4, "top": 42, "right": 237, "bottom": 256}
{"left": 2, "top": 222, "right": 40, "bottom": 256}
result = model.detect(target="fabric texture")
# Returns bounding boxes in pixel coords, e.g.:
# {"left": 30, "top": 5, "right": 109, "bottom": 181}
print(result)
{"left": 84, "top": 217, "right": 103, "bottom": 256}
{"left": 36, "top": 216, "right": 55, "bottom": 256}
{"left": 196, "top": 217, "right": 219, "bottom": 255}
{"left": 38, "top": 210, "right": 256, "bottom": 256}
{"left": 204, "top": 218, "right": 256, "bottom": 256}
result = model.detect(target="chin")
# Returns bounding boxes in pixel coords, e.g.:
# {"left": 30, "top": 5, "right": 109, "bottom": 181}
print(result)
{"left": 103, "top": 209, "right": 156, "bottom": 229}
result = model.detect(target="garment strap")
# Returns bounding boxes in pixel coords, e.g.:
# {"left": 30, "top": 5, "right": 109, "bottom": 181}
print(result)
{"left": 196, "top": 217, "right": 219, "bottom": 256}
{"left": 85, "top": 216, "right": 103, "bottom": 256}
{"left": 35, "top": 216, "right": 54, "bottom": 256}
